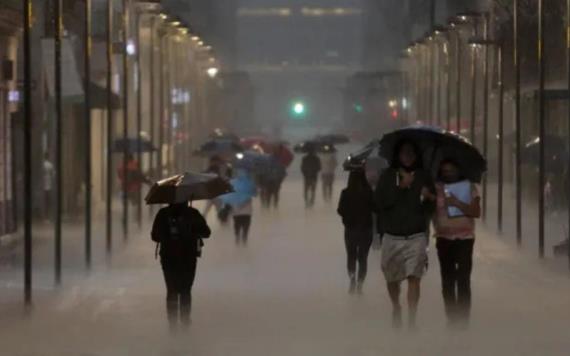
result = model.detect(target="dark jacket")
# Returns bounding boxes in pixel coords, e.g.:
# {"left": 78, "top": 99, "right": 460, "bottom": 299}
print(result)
{"left": 151, "top": 205, "right": 211, "bottom": 259}
{"left": 375, "top": 168, "right": 435, "bottom": 236}
{"left": 337, "top": 187, "right": 376, "bottom": 229}
{"left": 301, "top": 154, "right": 321, "bottom": 179}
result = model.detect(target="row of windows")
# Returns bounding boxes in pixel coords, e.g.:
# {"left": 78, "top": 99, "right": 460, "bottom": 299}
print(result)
{"left": 237, "top": 7, "right": 362, "bottom": 17}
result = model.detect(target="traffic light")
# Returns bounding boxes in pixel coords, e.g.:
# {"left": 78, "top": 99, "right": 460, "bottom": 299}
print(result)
{"left": 289, "top": 100, "right": 307, "bottom": 119}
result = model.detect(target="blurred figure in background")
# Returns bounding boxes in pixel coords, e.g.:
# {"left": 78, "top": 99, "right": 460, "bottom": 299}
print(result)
{"left": 320, "top": 148, "right": 338, "bottom": 203}
{"left": 117, "top": 153, "right": 151, "bottom": 206}
{"left": 265, "top": 155, "right": 287, "bottom": 209}
{"left": 337, "top": 170, "right": 376, "bottom": 295}
{"left": 301, "top": 149, "right": 321, "bottom": 208}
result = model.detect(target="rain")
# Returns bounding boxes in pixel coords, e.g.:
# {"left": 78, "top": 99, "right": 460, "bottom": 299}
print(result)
{"left": 1, "top": 0, "right": 570, "bottom": 355}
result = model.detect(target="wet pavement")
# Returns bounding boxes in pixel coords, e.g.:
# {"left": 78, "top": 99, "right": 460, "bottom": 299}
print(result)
{"left": 1, "top": 176, "right": 570, "bottom": 355}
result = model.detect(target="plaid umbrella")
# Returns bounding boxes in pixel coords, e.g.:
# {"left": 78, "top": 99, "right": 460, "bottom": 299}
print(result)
{"left": 145, "top": 172, "right": 233, "bottom": 204}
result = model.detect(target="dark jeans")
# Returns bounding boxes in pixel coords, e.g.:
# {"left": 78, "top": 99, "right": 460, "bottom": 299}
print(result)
{"left": 344, "top": 228, "right": 373, "bottom": 282}
{"left": 304, "top": 176, "right": 318, "bottom": 207}
{"left": 233, "top": 215, "right": 252, "bottom": 244}
{"left": 322, "top": 173, "right": 334, "bottom": 202}
{"left": 266, "top": 180, "right": 282, "bottom": 208}
{"left": 161, "top": 257, "right": 197, "bottom": 328}
{"left": 436, "top": 238, "right": 475, "bottom": 323}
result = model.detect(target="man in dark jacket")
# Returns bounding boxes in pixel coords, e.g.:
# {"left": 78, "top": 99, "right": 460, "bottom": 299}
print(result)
{"left": 375, "top": 140, "right": 435, "bottom": 329}
{"left": 151, "top": 203, "right": 211, "bottom": 330}
{"left": 301, "top": 150, "right": 321, "bottom": 207}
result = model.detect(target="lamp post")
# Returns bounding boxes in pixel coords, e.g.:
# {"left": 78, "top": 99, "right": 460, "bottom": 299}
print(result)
{"left": 84, "top": 0, "right": 92, "bottom": 269}
{"left": 514, "top": 0, "right": 522, "bottom": 247}
{"left": 469, "top": 37, "right": 504, "bottom": 233}
{"left": 121, "top": 0, "right": 130, "bottom": 239}
{"left": 54, "top": 0, "right": 63, "bottom": 285}
{"left": 23, "top": 0, "right": 33, "bottom": 305}
{"left": 105, "top": 0, "right": 114, "bottom": 255}
{"left": 538, "top": 0, "right": 545, "bottom": 258}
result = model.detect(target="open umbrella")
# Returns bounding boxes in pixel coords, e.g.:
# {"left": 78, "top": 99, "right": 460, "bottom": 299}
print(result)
{"left": 113, "top": 137, "right": 156, "bottom": 153}
{"left": 219, "top": 171, "right": 257, "bottom": 208}
{"left": 194, "top": 139, "right": 244, "bottom": 157}
{"left": 379, "top": 125, "right": 487, "bottom": 182}
{"left": 145, "top": 172, "right": 233, "bottom": 204}
{"left": 234, "top": 150, "right": 273, "bottom": 174}
{"left": 294, "top": 141, "right": 334, "bottom": 154}
{"left": 209, "top": 129, "right": 240, "bottom": 142}
{"left": 343, "top": 140, "right": 380, "bottom": 171}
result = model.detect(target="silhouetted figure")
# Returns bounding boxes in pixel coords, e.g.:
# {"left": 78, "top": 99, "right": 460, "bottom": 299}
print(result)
{"left": 301, "top": 150, "right": 321, "bottom": 208}
{"left": 152, "top": 203, "right": 211, "bottom": 331}
{"left": 337, "top": 170, "right": 375, "bottom": 295}
{"left": 320, "top": 151, "right": 338, "bottom": 202}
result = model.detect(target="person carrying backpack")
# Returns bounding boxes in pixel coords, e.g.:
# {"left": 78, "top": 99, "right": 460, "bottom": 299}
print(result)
{"left": 151, "top": 202, "right": 211, "bottom": 331}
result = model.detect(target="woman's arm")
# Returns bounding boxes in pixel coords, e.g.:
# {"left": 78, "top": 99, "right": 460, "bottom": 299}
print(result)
{"left": 446, "top": 195, "right": 481, "bottom": 218}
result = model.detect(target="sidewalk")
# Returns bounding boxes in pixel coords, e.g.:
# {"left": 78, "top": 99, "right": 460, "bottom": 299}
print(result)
{"left": 1, "top": 178, "right": 570, "bottom": 355}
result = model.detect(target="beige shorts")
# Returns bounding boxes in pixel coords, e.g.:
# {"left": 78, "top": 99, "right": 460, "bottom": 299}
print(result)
{"left": 381, "top": 233, "right": 428, "bottom": 283}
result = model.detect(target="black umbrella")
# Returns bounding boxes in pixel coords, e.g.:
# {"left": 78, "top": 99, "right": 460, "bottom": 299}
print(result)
{"left": 294, "top": 141, "right": 336, "bottom": 154}
{"left": 522, "top": 135, "right": 568, "bottom": 173}
{"left": 315, "top": 134, "right": 350, "bottom": 145}
{"left": 113, "top": 137, "right": 156, "bottom": 153}
{"left": 379, "top": 125, "right": 487, "bottom": 182}
{"left": 194, "top": 139, "right": 244, "bottom": 157}
{"left": 343, "top": 140, "right": 380, "bottom": 171}
{"left": 145, "top": 172, "right": 233, "bottom": 205}
{"left": 209, "top": 129, "right": 240, "bottom": 142}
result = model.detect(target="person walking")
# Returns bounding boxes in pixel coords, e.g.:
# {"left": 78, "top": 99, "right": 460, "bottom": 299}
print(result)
{"left": 301, "top": 149, "right": 321, "bottom": 208}
{"left": 151, "top": 202, "right": 211, "bottom": 331}
{"left": 265, "top": 155, "right": 287, "bottom": 209}
{"left": 320, "top": 149, "right": 338, "bottom": 202}
{"left": 227, "top": 169, "right": 256, "bottom": 245}
{"left": 337, "top": 170, "right": 375, "bottom": 295}
{"left": 433, "top": 158, "right": 480, "bottom": 328}
{"left": 375, "top": 140, "right": 435, "bottom": 329}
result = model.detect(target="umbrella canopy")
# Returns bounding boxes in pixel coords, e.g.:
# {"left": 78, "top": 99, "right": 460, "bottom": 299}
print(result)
{"left": 113, "top": 137, "right": 156, "bottom": 153}
{"left": 240, "top": 136, "right": 274, "bottom": 153}
{"left": 315, "top": 134, "right": 350, "bottom": 145}
{"left": 522, "top": 135, "right": 568, "bottom": 173}
{"left": 219, "top": 171, "right": 257, "bottom": 208}
{"left": 194, "top": 139, "right": 244, "bottom": 157}
{"left": 209, "top": 129, "right": 240, "bottom": 142}
{"left": 294, "top": 141, "right": 335, "bottom": 154}
{"left": 234, "top": 150, "right": 273, "bottom": 174}
{"left": 343, "top": 140, "right": 380, "bottom": 171}
{"left": 379, "top": 125, "right": 487, "bottom": 182}
{"left": 145, "top": 172, "right": 233, "bottom": 204}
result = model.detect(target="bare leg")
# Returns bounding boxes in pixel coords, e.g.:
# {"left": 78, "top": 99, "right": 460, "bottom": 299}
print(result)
{"left": 407, "top": 277, "right": 421, "bottom": 329}
{"left": 387, "top": 281, "right": 402, "bottom": 328}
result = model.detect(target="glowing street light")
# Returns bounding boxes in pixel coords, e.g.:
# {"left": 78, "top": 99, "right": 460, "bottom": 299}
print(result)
{"left": 207, "top": 67, "right": 219, "bottom": 78}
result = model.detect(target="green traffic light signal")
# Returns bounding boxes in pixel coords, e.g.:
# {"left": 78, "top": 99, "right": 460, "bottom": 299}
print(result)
{"left": 290, "top": 100, "right": 307, "bottom": 119}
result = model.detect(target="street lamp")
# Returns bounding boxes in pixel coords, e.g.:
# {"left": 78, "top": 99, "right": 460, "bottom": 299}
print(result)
{"left": 469, "top": 37, "right": 504, "bottom": 233}
{"left": 207, "top": 67, "right": 219, "bottom": 78}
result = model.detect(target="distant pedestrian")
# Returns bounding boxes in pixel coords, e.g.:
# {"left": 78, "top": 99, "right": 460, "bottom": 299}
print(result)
{"left": 265, "top": 156, "right": 287, "bottom": 209}
{"left": 151, "top": 202, "right": 211, "bottom": 331}
{"left": 117, "top": 153, "right": 150, "bottom": 205}
{"left": 375, "top": 140, "right": 435, "bottom": 329}
{"left": 433, "top": 158, "right": 481, "bottom": 328}
{"left": 337, "top": 170, "right": 375, "bottom": 295}
{"left": 301, "top": 150, "right": 321, "bottom": 208}
{"left": 43, "top": 154, "right": 54, "bottom": 221}
{"left": 365, "top": 156, "right": 387, "bottom": 250}
{"left": 228, "top": 169, "right": 257, "bottom": 245}
{"left": 320, "top": 150, "right": 338, "bottom": 202}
